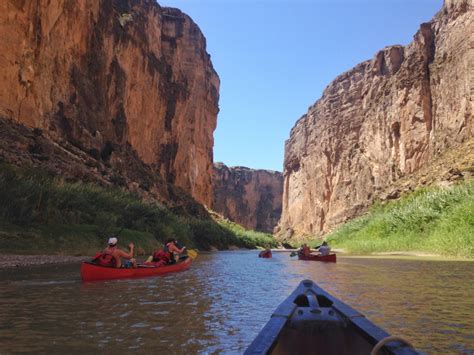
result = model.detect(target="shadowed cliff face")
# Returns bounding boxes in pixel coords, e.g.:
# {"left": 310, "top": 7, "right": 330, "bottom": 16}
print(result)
{"left": 278, "top": 0, "right": 473, "bottom": 239}
{"left": 0, "top": 0, "right": 219, "bottom": 207}
{"left": 213, "top": 163, "right": 284, "bottom": 233}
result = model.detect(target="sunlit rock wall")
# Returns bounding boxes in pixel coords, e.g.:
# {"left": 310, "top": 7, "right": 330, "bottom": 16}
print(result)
{"left": 0, "top": 0, "right": 219, "bottom": 207}
{"left": 278, "top": 0, "right": 473, "bottom": 238}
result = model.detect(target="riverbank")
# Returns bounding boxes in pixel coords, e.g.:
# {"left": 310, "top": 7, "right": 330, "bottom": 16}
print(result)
{"left": 324, "top": 180, "right": 474, "bottom": 258}
{"left": 0, "top": 254, "right": 89, "bottom": 269}
{"left": 273, "top": 248, "right": 474, "bottom": 261}
{"left": 333, "top": 248, "right": 442, "bottom": 258}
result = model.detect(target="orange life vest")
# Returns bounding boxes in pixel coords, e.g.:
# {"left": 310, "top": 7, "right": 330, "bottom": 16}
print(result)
{"left": 92, "top": 252, "right": 117, "bottom": 267}
{"left": 152, "top": 248, "right": 171, "bottom": 263}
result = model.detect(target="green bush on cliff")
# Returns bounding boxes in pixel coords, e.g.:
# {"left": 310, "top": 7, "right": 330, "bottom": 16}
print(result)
{"left": 326, "top": 180, "right": 474, "bottom": 258}
{"left": 0, "top": 163, "right": 276, "bottom": 255}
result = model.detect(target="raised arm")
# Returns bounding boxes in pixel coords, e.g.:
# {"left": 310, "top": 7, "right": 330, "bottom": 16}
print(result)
{"left": 117, "top": 243, "right": 135, "bottom": 259}
{"left": 169, "top": 244, "right": 186, "bottom": 254}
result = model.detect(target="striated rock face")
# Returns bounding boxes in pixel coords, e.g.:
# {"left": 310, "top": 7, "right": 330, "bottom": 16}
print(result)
{"left": 278, "top": 0, "right": 473, "bottom": 239}
{"left": 0, "top": 0, "right": 219, "bottom": 207}
{"left": 212, "top": 163, "right": 284, "bottom": 233}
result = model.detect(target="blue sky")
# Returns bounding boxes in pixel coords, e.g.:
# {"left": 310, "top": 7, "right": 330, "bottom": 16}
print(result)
{"left": 159, "top": 0, "right": 443, "bottom": 171}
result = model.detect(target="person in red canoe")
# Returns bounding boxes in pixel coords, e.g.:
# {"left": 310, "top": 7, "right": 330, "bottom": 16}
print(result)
{"left": 299, "top": 243, "right": 311, "bottom": 257}
{"left": 93, "top": 237, "right": 137, "bottom": 268}
{"left": 149, "top": 239, "right": 186, "bottom": 265}
{"left": 317, "top": 241, "right": 331, "bottom": 256}
{"left": 164, "top": 238, "right": 186, "bottom": 264}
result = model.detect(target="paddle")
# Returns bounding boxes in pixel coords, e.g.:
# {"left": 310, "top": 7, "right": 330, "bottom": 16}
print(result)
{"left": 186, "top": 249, "right": 198, "bottom": 259}
{"left": 174, "top": 240, "right": 198, "bottom": 260}
{"left": 177, "top": 249, "right": 198, "bottom": 263}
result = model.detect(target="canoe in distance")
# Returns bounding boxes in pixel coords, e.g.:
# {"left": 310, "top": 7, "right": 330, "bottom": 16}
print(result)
{"left": 298, "top": 253, "right": 337, "bottom": 262}
{"left": 245, "top": 279, "right": 418, "bottom": 355}
{"left": 80, "top": 255, "right": 194, "bottom": 282}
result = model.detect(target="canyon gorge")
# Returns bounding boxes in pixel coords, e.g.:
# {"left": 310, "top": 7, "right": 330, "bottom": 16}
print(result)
{"left": 212, "top": 163, "right": 283, "bottom": 233}
{"left": 0, "top": 0, "right": 472, "bottom": 239}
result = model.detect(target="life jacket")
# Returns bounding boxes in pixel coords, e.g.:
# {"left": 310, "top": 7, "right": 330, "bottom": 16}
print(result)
{"left": 298, "top": 246, "right": 310, "bottom": 256}
{"left": 152, "top": 248, "right": 171, "bottom": 263}
{"left": 92, "top": 252, "right": 117, "bottom": 267}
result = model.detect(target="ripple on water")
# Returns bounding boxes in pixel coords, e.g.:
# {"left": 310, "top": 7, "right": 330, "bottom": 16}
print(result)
{"left": 0, "top": 252, "right": 472, "bottom": 353}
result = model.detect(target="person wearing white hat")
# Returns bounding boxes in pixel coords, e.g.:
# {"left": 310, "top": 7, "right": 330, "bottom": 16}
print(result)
{"left": 102, "top": 237, "right": 137, "bottom": 268}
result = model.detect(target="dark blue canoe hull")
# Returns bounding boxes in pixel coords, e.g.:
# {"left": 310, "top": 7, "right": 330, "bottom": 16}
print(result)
{"left": 245, "top": 280, "right": 419, "bottom": 355}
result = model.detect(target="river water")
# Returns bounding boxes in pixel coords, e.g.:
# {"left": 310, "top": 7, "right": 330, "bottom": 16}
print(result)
{"left": 0, "top": 251, "right": 473, "bottom": 354}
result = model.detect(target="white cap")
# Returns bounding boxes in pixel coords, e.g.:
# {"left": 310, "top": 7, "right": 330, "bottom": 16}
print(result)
{"left": 108, "top": 237, "right": 118, "bottom": 246}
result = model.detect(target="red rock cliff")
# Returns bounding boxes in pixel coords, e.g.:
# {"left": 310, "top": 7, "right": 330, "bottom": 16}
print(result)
{"left": 278, "top": 0, "right": 473, "bottom": 239}
{"left": 213, "top": 163, "right": 283, "bottom": 233}
{"left": 0, "top": 0, "right": 219, "bottom": 207}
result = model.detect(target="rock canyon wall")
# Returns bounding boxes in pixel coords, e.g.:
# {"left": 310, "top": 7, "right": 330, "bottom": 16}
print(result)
{"left": 0, "top": 0, "right": 219, "bottom": 208}
{"left": 213, "top": 163, "right": 283, "bottom": 233}
{"left": 278, "top": 0, "right": 473, "bottom": 239}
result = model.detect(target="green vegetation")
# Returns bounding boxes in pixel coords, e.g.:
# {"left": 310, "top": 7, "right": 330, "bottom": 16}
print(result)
{"left": 0, "top": 163, "right": 276, "bottom": 256}
{"left": 324, "top": 180, "right": 474, "bottom": 258}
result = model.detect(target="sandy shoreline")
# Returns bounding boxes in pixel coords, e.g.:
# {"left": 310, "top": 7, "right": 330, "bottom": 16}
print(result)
{"left": 0, "top": 255, "right": 89, "bottom": 269}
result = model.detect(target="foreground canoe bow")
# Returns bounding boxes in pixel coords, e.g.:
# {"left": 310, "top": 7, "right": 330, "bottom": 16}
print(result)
{"left": 245, "top": 280, "right": 418, "bottom": 355}
{"left": 81, "top": 252, "right": 197, "bottom": 282}
{"left": 298, "top": 253, "right": 336, "bottom": 262}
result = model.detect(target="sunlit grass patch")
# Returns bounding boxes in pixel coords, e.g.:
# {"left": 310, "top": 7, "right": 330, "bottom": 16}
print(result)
{"left": 326, "top": 181, "right": 474, "bottom": 258}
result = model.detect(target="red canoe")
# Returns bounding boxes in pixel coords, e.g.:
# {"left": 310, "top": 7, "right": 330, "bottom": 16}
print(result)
{"left": 298, "top": 253, "right": 336, "bottom": 262}
{"left": 80, "top": 256, "right": 194, "bottom": 281}
{"left": 259, "top": 250, "right": 272, "bottom": 258}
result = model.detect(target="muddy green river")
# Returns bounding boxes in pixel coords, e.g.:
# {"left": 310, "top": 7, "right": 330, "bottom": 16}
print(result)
{"left": 0, "top": 251, "right": 473, "bottom": 353}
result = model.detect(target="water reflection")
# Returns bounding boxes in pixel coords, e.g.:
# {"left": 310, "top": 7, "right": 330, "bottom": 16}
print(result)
{"left": 0, "top": 252, "right": 472, "bottom": 353}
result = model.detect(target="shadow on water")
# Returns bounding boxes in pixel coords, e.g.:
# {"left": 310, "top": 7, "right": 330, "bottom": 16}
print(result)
{"left": 0, "top": 252, "right": 473, "bottom": 353}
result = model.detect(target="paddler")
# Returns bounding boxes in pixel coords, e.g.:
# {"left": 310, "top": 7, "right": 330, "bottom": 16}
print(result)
{"left": 95, "top": 237, "right": 137, "bottom": 268}
{"left": 164, "top": 238, "right": 186, "bottom": 264}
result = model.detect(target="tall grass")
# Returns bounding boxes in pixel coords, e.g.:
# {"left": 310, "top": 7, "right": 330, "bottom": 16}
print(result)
{"left": 326, "top": 181, "right": 474, "bottom": 258}
{"left": 0, "top": 163, "right": 276, "bottom": 255}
